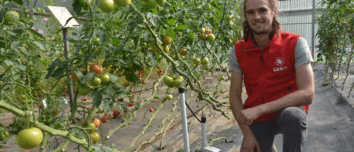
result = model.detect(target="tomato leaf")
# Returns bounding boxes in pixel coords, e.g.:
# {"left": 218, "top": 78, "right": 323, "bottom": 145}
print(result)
{"left": 177, "top": 1, "right": 182, "bottom": 7}
{"left": 147, "top": 51, "right": 156, "bottom": 67}
{"left": 92, "top": 145, "right": 112, "bottom": 152}
{"left": 0, "top": 13, "right": 3, "bottom": 25}
{"left": 167, "top": 18, "right": 176, "bottom": 26}
{"left": 215, "top": 9, "right": 222, "bottom": 19}
{"left": 117, "top": 103, "right": 125, "bottom": 115}
{"left": 72, "top": 0, "right": 82, "bottom": 17}
{"left": 110, "top": 144, "right": 116, "bottom": 148}
{"left": 46, "top": 59, "right": 59, "bottom": 79}
{"left": 34, "top": 41, "right": 45, "bottom": 51}
{"left": 116, "top": 92, "right": 128, "bottom": 98}
{"left": 15, "top": 64, "right": 26, "bottom": 72}
{"left": 103, "top": 98, "right": 112, "bottom": 113}
{"left": 26, "top": 28, "right": 44, "bottom": 38}
{"left": 13, "top": 0, "right": 23, "bottom": 5}
{"left": 82, "top": 71, "right": 95, "bottom": 84}
{"left": 175, "top": 25, "right": 187, "bottom": 31}
{"left": 167, "top": 28, "right": 176, "bottom": 40}
{"left": 83, "top": 52, "right": 95, "bottom": 64}
{"left": 92, "top": 89, "right": 102, "bottom": 108}
{"left": 146, "top": 12, "right": 158, "bottom": 27}
{"left": 109, "top": 73, "right": 118, "bottom": 82}
{"left": 211, "top": 14, "right": 219, "bottom": 26}
{"left": 125, "top": 71, "right": 139, "bottom": 83}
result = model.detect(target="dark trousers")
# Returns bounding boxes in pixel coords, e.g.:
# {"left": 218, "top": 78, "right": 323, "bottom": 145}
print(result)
{"left": 240, "top": 106, "right": 308, "bottom": 152}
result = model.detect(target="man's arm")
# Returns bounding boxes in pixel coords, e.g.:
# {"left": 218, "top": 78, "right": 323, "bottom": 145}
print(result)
{"left": 259, "top": 62, "right": 315, "bottom": 115}
{"left": 229, "top": 71, "right": 254, "bottom": 136}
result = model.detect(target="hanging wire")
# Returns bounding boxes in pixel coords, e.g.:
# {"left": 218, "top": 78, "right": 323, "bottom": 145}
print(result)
{"left": 181, "top": 0, "right": 229, "bottom": 123}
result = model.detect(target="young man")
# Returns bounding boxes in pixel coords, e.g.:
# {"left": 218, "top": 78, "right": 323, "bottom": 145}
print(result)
{"left": 228, "top": 0, "right": 315, "bottom": 152}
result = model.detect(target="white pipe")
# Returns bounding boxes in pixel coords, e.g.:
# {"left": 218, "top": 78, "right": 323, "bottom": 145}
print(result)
{"left": 179, "top": 87, "right": 190, "bottom": 152}
{"left": 201, "top": 116, "right": 207, "bottom": 152}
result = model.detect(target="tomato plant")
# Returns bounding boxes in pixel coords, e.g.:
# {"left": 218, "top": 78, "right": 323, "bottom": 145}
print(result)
{"left": 0, "top": 0, "right": 243, "bottom": 150}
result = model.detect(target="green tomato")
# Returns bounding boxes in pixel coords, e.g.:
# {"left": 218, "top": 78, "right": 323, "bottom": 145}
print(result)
{"left": 204, "top": 3, "right": 211, "bottom": 10}
{"left": 99, "top": 0, "right": 115, "bottom": 12}
{"left": 79, "top": 87, "right": 91, "bottom": 96}
{"left": 147, "top": 0, "right": 158, "bottom": 9}
{"left": 156, "top": 0, "right": 165, "bottom": 5}
{"left": 82, "top": 0, "right": 93, "bottom": 10}
{"left": 177, "top": 76, "right": 184, "bottom": 81}
{"left": 100, "top": 74, "right": 110, "bottom": 84}
{"left": 173, "top": 78, "right": 183, "bottom": 88}
{"left": 4, "top": 130, "right": 9, "bottom": 137}
{"left": 207, "top": 34, "right": 215, "bottom": 43}
{"left": 220, "top": 90, "right": 225, "bottom": 93}
{"left": 87, "top": 123, "right": 97, "bottom": 134}
{"left": 225, "top": 15, "right": 233, "bottom": 21}
{"left": 204, "top": 66, "right": 210, "bottom": 71}
{"left": 166, "top": 94, "right": 173, "bottom": 100}
{"left": 193, "top": 57, "right": 200, "bottom": 64}
{"left": 0, "top": 134, "right": 5, "bottom": 141}
{"left": 90, "top": 132, "right": 100, "bottom": 144}
{"left": 4, "top": 11, "right": 20, "bottom": 25}
{"left": 116, "top": 0, "right": 131, "bottom": 7}
{"left": 201, "top": 57, "right": 209, "bottom": 66}
{"left": 91, "top": 77, "right": 101, "bottom": 86}
{"left": 16, "top": 128, "right": 43, "bottom": 149}
{"left": 163, "top": 76, "right": 174, "bottom": 88}
{"left": 340, "top": 21, "right": 347, "bottom": 26}
{"left": 346, "top": 7, "right": 354, "bottom": 14}
{"left": 93, "top": 38, "right": 100, "bottom": 45}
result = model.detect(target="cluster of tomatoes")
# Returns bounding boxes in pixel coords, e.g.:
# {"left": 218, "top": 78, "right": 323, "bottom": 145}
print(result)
{"left": 0, "top": 126, "right": 9, "bottom": 142}
{"left": 325, "top": 35, "right": 339, "bottom": 49}
{"left": 81, "top": 97, "right": 87, "bottom": 103}
{"left": 38, "top": 108, "right": 59, "bottom": 126}
{"left": 100, "top": 113, "right": 109, "bottom": 123}
{"left": 84, "top": 118, "right": 101, "bottom": 144}
{"left": 157, "top": 66, "right": 163, "bottom": 76}
{"left": 112, "top": 109, "right": 121, "bottom": 119}
{"left": 90, "top": 64, "right": 104, "bottom": 75}
{"left": 138, "top": 68, "right": 146, "bottom": 84}
{"left": 198, "top": 27, "right": 212, "bottom": 41}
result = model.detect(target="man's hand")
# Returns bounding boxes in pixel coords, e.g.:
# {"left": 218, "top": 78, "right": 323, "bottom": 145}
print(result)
{"left": 237, "top": 106, "right": 263, "bottom": 125}
{"left": 242, "top": 135, "right": 261, "bottom": 152}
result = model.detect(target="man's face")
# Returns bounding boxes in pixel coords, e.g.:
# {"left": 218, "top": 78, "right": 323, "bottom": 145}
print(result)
{"left": 245, "top": 0, "right": 275, "bottom": 35}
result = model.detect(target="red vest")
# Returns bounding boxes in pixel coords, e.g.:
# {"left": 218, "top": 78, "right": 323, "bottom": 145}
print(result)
{"left": 235, "top": 31, "right": 309, "bottom": 122}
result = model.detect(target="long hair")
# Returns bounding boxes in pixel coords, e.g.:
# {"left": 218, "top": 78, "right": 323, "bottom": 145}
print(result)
{"left": 238, "top": 0, "right": 282, "bottom": 41}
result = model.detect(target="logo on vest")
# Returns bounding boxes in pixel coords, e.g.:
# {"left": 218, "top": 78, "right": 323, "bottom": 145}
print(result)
{"left": 274, "top": 57, "right": 287, "bottom": 72}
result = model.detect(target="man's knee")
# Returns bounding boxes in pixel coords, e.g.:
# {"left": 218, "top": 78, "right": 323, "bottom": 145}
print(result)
{"left": 279, "top": 106, "right": 307, "bottom": 129}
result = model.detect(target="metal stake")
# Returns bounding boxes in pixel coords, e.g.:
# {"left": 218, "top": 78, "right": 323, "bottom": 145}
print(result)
{"left": 63, "top": 28, "right": 74, "bottom": 122}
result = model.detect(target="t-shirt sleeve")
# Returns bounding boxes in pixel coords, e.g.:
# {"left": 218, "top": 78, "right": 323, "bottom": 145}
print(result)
{"left": 294, "top": 37, "right": 314, "bottom": 68}
{"left": 228, "top": 46, "right": 244, "bottom": 73}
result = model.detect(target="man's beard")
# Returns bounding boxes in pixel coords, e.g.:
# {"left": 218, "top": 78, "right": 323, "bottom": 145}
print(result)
{"left": 253, "top": 25, "right": 268, "bottom": 35}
